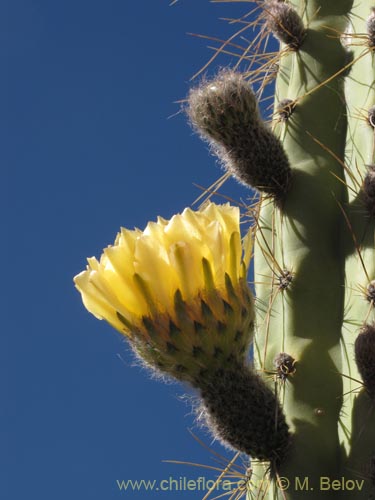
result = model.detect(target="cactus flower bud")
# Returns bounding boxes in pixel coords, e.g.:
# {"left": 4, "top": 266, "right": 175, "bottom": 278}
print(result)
{"left": 265, "top": 1, "right": 306, "bottom": 50}
{"left": 187, "top": 70, "right": 292, "bottom": 202}
{"left": 198, "top": 363, "right": 291, "bottom": 467}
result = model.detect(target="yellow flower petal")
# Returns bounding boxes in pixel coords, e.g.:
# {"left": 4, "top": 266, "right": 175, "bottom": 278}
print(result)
{"left": 102, "top": 246, "right": 148, "bottom": 316}
{"left": 133, "top": 233, "right": 179, "bottom": 311}
{"left": 169, "top": 241, "right": 205, "bottom": 300}
{"left": 74, "top": 269, "right": 126, "bottom": 333}
{"left": 242, "top": 227, "right": 253, "bottom": 277}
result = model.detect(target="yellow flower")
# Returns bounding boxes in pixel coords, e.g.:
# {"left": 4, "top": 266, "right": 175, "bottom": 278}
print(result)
{"left": 74, "top": 203, "right": 254, "bottom": 384}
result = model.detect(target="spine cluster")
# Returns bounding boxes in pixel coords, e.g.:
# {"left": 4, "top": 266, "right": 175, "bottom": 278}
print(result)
{"left": 264, "top": 1, "right": 306, "bottom": 50}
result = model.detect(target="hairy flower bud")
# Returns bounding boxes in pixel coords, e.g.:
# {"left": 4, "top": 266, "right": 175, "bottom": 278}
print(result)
{"left": 197, "top": 363, "right": 291, "bottom": 468}
{"left": 187, "top": 70, "right": 292, "bottom": 202}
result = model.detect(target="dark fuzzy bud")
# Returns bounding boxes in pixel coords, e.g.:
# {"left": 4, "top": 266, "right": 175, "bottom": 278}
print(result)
{"left": 355, "top": 323, "right": 375, "bottom": 398}
{"left": 197, "top": 364, "right": 291, "bottom": 468}
{"left": 367, "top": 8, "right": 375, "bottom": 47}
{"left": 274, "top": 352, "right": 296, "bottom": 380}
{"left": 265, "top": 1, "right": 306, "bottom": 50}
{"left": 276, "top": 99, "right": 296, "bottom": 121}
{"left": 187, "top": 70, "right": 292, "bottom": 202}
{"left": 363, "top": 166, "right": 375, "bottom": 216}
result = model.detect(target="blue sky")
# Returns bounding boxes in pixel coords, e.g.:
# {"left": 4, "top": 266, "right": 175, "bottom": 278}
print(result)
{"left": 4, "top": 1, "right": 268, "bottom": 498}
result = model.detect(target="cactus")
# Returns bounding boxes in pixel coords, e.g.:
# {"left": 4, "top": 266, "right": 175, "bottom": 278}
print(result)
{"left": 186, "top": 0, "right": 375, "bottom": 498}
{"left": 74, "top": 1, "right": 375, "bottom": 498}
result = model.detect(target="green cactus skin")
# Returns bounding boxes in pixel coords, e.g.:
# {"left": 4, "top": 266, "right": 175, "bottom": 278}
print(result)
{"left": 185, "top": 0, "right": 375, "bottom": 497}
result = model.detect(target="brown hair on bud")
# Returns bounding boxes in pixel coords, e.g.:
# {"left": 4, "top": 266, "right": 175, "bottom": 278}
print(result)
{"left": 197, "top": 364, "right": 291, "bottom": 469}
{"left": 265, "top": 1, "right": 306, "bottom": 50}
{"left": 355, "top": 323, "right": 375, "bottom": 398}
